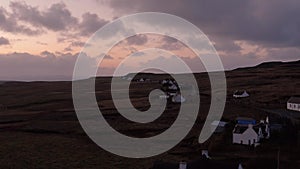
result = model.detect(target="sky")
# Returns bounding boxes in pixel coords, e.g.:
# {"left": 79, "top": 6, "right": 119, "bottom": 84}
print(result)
{"left": 0, "top": 0, "right": 299, "bottom": 81}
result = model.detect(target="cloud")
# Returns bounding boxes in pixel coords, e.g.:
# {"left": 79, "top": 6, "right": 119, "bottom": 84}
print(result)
{"left": 64, "top": 47, "right": 73, "bottom": 52}
{"left": 70, "top": 41, "right": 86, "bottom": 47}
{"left": 211, "top": 36, "right": 242, "bottom": 52}
{"left": 0, "top": 51, "right": 97, "bottom": 81}
{"left": 36, "top": 41, "right": 47, "bottom": 46}
{"left": 10, "top": 1, "right": 78, "bottom": 32}
{"left": 0, "top": 2, "right": 109, "bottom": 38}
{"left": 160, "top": 36, "right": 183, "bottom": 50}
{"left": 40, "top": 51, "right": 55, "bottom": 58}
{"left": 264, "top": 47, "right": 300, "bottom": 61}
{"left": 107, "top": 0, "right": 300, "bottom": 68}
{"left": 126, "top": 34, "right": 148, "bottom": 45}
{"left": 0, "top": 37, "right": 10, "bottom": 45}
{"left": 0, "top": 7, "right": 42, "bottom": 35}
{"left": 130, "top": 51, "right": 146, "bottom": 57}
{"left": 103, "top": 54, "right": 114, "bottom": 60}
{"left": 109, "top": 0, "right": 300, "bottom": 48}
{"left": 78, "top": 12, "right": 109, "bottom": 36}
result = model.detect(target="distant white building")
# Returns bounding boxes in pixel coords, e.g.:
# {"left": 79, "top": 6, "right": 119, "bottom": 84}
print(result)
{"left": 233, "top": 90, "right": 249, "bottom": 98}
{"left": 211, "top": 120, "right": 227, "bottom": 133}
{"left": 179, "top": 161, "right": 187, "bottom": 169}
{"left": 201, "top": 150, "right": 211, "bottom": 159}
{"left": 172, "top": 93, "right": 186, "bottom": 103}
{"left": 126, "top": 77, "right": 133, "bottom": 81}
{"left": 287, "top": 96, "right": 300, "bottom": 112}
{"left": 169, "top": 84, "right": 178, "bottom": 90}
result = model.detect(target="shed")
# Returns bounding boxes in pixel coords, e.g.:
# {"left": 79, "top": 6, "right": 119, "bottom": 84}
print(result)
{"left": 211, "top": 120, "right": 228, "bottom": 133}
{"left": 233, "top": 90, "right": 249, "bottom": 98}
{"left": 287, "top": 96, "right": 300, "bottom": 112}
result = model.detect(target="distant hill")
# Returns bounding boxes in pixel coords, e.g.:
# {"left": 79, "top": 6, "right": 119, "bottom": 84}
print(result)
{"left": 234, "top": 60, "right": 300, "bottom": 71}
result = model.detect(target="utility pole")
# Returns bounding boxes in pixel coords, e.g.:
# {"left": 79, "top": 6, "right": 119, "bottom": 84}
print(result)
{"left": 277, "top": 146, "right": 280, "bottom": 169}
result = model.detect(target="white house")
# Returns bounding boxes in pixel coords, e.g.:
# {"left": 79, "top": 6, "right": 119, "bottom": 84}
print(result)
{"left": 233, "top": 117, "right": 270, "bottom": 146}
{"left": 287, "top": 96, "right": 300, "bottom": 112}
{"left": 233, "top": 124, "right": 259, "bottom": 146}
{"left": 233, "top": 90, "right": 249, "bottom": 98}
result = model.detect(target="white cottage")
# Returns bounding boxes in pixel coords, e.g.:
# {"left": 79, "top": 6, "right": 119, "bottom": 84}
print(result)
{"left": 233, "top": 124, "right": 259, "bottom": 145}
{"left": 233, "top": 117, "right": 270, "bottom": 146}
{"left": 287, "top": 96, "right": 300, "bottom": 112}
{"left": 233, "top": 90, "right": 249, "bottom": 98}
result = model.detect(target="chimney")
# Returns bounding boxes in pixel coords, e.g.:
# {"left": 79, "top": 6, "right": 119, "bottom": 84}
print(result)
{"left": 201, "top": 150, "right": 211, "bottom": 159}
{"left": 266, "top": 116, "right": 269, "bottom": 124}
{"left": 248, "top": 124, "right": 253, "bottom": 129}
{"left": 179, "top": 161, "right": 187, "bottom": 169}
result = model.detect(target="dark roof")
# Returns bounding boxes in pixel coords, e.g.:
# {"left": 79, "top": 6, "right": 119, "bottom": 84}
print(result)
{"left": 151, "top": 156, "right": 239, "bottom": 169}
{"left": 236, "top": 117, "right": 255, "bottom": 121}
{"left": 288, "top": 96, "right": 300, "bottom": 104}
{"left": 233, "top": 125, "right": 248, "bottom": 134}
{"left": 233, "top": 90, "right": 247, "bottom": 95}
{"left": 233, "top": 123, "right": 268, "bottom": 135}
{"left": 236, "top": 117, "right": 256, "bottom": 125}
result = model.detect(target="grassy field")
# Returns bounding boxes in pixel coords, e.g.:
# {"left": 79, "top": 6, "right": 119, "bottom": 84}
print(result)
{"left": 0, "top": 60, "right": 299, "bottom": 168}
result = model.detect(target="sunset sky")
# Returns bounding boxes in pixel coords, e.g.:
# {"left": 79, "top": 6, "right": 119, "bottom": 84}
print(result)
{"left": 0, "top": 0, "right": 299, "bottom": 80}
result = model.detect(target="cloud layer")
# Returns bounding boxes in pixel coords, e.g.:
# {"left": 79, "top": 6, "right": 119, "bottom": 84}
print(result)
{"left": 0, "top": 37, "right": 9, "bottom": 45}
{"left": 1, "top": 1, "right": 109, "bottom": 38}
{"left": 0, "top": 52, "right": 78, "bottom": 81}
{"left": 0, "top": 1, "right": 299, "bottom": 80}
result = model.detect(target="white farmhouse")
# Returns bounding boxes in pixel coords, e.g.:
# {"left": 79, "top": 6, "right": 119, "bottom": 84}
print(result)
{"left": 287, "top": 96, "right": 300, "bottom": 112}
{"left": 233, "top": 117, "right": 270, "bottom": 146}
{"left": 233, "top": 124, "right": 259, "bottom": 145}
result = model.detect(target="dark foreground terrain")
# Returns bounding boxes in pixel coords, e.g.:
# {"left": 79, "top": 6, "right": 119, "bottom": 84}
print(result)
{"left": 0, "top": 60, "right": 299, "bottom": 169}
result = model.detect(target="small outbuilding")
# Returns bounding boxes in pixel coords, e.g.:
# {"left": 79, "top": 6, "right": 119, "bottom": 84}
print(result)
{"left": 287, "top": 96, "right": 300, "bottom": 112}
{"left": 233, "top": 90, "right": 249, "bottom": 98}
{"left": 211, "top": 120, "right": 228, "bottom": 133}
{"left": 172, "top": 93, "right": 186, "bottom": 103}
